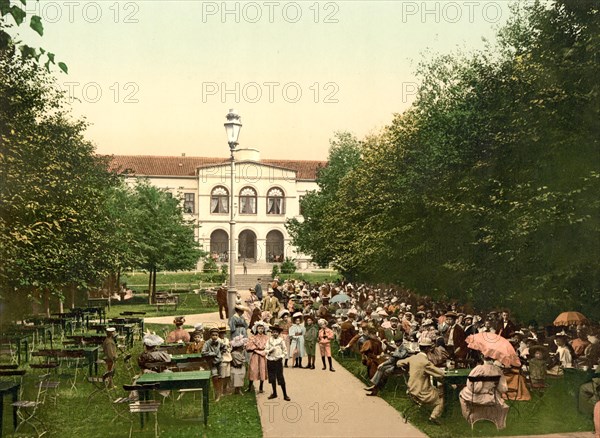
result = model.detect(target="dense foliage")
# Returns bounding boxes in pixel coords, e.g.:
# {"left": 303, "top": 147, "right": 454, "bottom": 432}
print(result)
{"left": 288, "top": 1, "right": 600, "bottom": 323}
{"left": 0, "top": 49, "right": 203, "bottom": 317}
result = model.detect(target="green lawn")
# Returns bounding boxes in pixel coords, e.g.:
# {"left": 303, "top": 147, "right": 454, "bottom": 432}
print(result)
{"left": 333, "top": 346, "right": 594, "bottom": 438}
{"left": 3, "top": 330, "right": 261, "bottom": 438}
{"left": 107, "top": 291, "right": 218, "bottom": 319}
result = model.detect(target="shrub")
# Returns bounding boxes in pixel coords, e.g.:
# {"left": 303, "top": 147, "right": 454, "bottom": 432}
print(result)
{"left": 203, "top": 257, "right": 218, "bottom": 272}
{"left": 280, "top": 257, "right": 297, "bottom": 274}
{"left": 271, "top": 264, "right": 280, "bottom": 278}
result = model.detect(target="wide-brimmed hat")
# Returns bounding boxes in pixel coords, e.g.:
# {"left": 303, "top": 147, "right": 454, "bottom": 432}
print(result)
{"left": 421, "top": 318, "right": 435, "bottom": 327}
{"left": 231, "top": 334, "right": 248, "bottom": 348}
{"left": 445, "top": 311, "right": 458, "bottom": 318}
{"left": 389, "top": 316, "right": 399, "bottom": 322}
{"left": 418, "top": 337, "right": 434, "bottom": 347}
{"left": 318, "top": 318, "right": 328, "bottom": 327}
{"left": 293, "top": 312, "right": 303, "bottom": 319}
{"left": 143, "top": 333, "right": 164, "bottom": 347}
{"left": 252, "top": 321, "right": 269, "bottom": 334}
{"left": 106, "top": 327, "right": 116, "bottom": 333}
{"left": 174, "top": 316, "right": 185, "bottom": 325}
{"left": 278, "top": 309, "right": 290, "bottom": 318}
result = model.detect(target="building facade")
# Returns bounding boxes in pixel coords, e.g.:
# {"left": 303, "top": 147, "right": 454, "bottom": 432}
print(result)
{"left": 109, "top": 149, "right": 326, "bottom": 270}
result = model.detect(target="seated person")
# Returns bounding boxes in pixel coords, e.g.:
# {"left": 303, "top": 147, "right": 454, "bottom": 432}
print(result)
{"left": 396, "top": 338, "right": 446, "bottom": 425}
{"left": 459, "top": 356, "right": 509, "bottom": 429}
{"left": 138, "top": 333, "right": 172, "bottom": 371}
{"left": 166, "top": 316, "right": 191, "bottom": 343}
{"left": 364, "top": 343, "right": 409, "bottom": 396}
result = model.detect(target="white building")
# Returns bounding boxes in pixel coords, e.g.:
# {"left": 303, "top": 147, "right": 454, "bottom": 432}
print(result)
{"left": 109, "top": 149, "right": 326, "bottom": 270}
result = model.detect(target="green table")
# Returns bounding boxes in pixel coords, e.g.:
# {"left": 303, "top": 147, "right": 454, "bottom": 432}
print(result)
{"left": 441, "top": 368, "right": 471, "bottom": 416}
{"left": 137, "top": 371, "right": 211, "bottom": 425}
{"left": 0, "top": 381, "right": 20, "bottom": 434}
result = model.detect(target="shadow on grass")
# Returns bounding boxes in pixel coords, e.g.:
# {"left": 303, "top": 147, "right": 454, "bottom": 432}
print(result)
{"left": 333, "top": 346, "right": 594, "bottom": 438}
{"left": 5, "top": 333, "right": 261, "bottom": 437}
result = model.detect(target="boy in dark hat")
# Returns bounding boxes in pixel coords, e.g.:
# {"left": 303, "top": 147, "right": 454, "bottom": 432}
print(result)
{"left": 265, "top": 325, "right": 290, "bottom": 401}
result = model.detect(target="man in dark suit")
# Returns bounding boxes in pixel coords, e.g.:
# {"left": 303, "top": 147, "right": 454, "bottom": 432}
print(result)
{"left": 254, "top": 278, "right": 263, "bottom": 301}
{"left": 443, "top": 311, "right": 468, "bottom": 360}
{"left": 496, "top": 310, "right": 516, "bottom": 339}
{"left": 216, "top": 286, "right": 228, "bottom": 320}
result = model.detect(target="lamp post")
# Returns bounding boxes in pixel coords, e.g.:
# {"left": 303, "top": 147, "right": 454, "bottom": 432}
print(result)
{"left": 224, "top": 109, "right": 242, "bottom": 318}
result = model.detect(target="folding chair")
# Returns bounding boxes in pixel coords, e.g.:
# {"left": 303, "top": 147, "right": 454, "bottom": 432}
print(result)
{"left": 59, "top": 350, "right": 88, "bottom": 392}
{"left": 13, "top": 378, "right": 48, "bottom": 437}
{"left": 464, "top": 375, "right": 507, "bottom": 430}
{"left": 123, "top": 383, "right": 161, "bottom": 438}
{"left": 87, "top": 370, "right": 116, "bottom": 404}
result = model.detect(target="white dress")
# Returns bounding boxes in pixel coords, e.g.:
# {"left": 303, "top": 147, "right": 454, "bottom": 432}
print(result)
{"left": 288, "top": 323, "right": 306, "bottom": 358}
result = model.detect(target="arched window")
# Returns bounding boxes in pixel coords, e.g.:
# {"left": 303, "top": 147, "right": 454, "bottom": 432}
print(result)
{"left": 267, "top": 187, "right": 285, "bottom": 215}
{"left": 239, "top": 187, "right": 257, "bottom": 214}
{"left": 210, "top": 186, "right": 229, "bottom": 214}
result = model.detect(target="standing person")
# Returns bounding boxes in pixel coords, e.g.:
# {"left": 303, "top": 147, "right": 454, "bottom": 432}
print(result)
{"left": 254, "top": 278, "right": 263, "bottom": 301}
{"left": 396, "top": 338, "right": 446, "bottom": 425}
{"left": 304, "top": 315, "right": 318, "bottom": 370}
{"left": 266, "top": 324, "right": 291, "bottom": 401}
{"left": 262, "top": 290, "right": 281, "bottom": 320}
{"left": 246, "top": 321, "right": 269, "bottom": 393}
{"left": 243, "top": 258, "right": 248, "bottom": 275}
{"left": 217, "top": 286, "right": 228, "bottom": 320}
{"left": 318, "top": 319, "right": 336, "bottom": 372}
{"left": 230, "top": 335, "right": 248, "bottom": 395}
{"left": 229, "top": 304, "right": 249, "bottom": 339}
{"left": 279, "top": 310, "right": 292, "bottom": 368}
{"left": 166, "top": 316, "right": 190, "bottom": 343}
{"left": 496, "top": 310, "right": 516, "bottom": 339}
{"left": 186, "top": 324, "right": 205, "bottom": 353}
{"left": 289, "top": 313, "right": 306, "bottom": 368}
{"left": 202, "top": 327, "right": 223, "bottom": 402}
{"left": 443, "top": 311, "right": 468, "bottom": 361}
{"left": 103, "top": 327, "right": 117, "bottom": 388}
{"left": 218, "top": 326, "right": 233, "bottom": 396}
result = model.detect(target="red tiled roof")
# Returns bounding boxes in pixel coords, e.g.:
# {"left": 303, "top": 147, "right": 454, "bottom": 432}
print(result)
{"left": 105, "top": 155, "right": 326, "bottom": 180}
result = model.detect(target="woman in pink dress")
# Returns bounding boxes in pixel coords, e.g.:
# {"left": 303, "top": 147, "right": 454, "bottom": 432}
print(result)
{"left": 246, "top": 321, "right": 269, "bottom": 393}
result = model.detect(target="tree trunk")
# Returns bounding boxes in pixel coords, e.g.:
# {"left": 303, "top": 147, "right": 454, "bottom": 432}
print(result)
{"left": 44, "top": 289, "right": 50, "bottom": 317}
{"left": 152, "top": 268, "right": 157, "bottom": 303}
{"left": 148, "top": 269, "right": 152, "bottom": 305}
{"left": 70, "top": 284, "right": 76, "bottom": 309}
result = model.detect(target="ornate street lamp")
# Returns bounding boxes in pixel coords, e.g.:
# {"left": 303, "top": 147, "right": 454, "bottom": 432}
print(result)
{"left": 224, "top": 109, "right": 242, "bottom": 318}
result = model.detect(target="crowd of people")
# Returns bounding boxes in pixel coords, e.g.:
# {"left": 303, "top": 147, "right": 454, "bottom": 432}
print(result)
{"left": 122, "top": 278, "right": 599, "bottom": 429}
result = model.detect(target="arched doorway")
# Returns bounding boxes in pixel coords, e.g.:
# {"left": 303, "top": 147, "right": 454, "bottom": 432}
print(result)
{"left": 238, "top": 230, "right": 257, "bottom": 261}
{"left": 210, "top": 230, "right": 229, "bottom": 262}
{"left": 266, "top": 230, "right": 284, "bottom": 263}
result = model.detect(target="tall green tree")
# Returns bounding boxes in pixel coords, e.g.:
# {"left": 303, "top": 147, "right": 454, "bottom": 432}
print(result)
{"left": 286, "top": 132, "right": 361, "bottom": 273}
{"left": 127, "top": 181, "right": 204, "bottom": 303}
{"left": 0, "top": 48, "right": 121, "bottom": 317}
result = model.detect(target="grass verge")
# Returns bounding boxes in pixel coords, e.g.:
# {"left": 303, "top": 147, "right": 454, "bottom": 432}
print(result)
{"left": 3, "top": 327, "right": 261, "bottom": 438}
{"left": 333, "top": 345, "right": 594, "bottom": 438}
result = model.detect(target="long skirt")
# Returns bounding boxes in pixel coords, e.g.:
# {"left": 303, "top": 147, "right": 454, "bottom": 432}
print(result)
{"left": 305, "top": 340, "right": 316, "bottom": 356}
{"left": 219, "top": 361, "right": 231, "bottom": 378}
{"left": 248, "top": 353, "right": 267, "bottom": 381}
{"left": 231, "top": 365, "right": 246, "bottom": 388}
{"left": 267, "top": 359, "right": 285, "bottom": 386}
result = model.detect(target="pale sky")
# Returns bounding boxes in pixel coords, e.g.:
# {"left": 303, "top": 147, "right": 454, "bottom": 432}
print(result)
{"left": 17, "top": 0, "right": 514, "bottom": 160}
